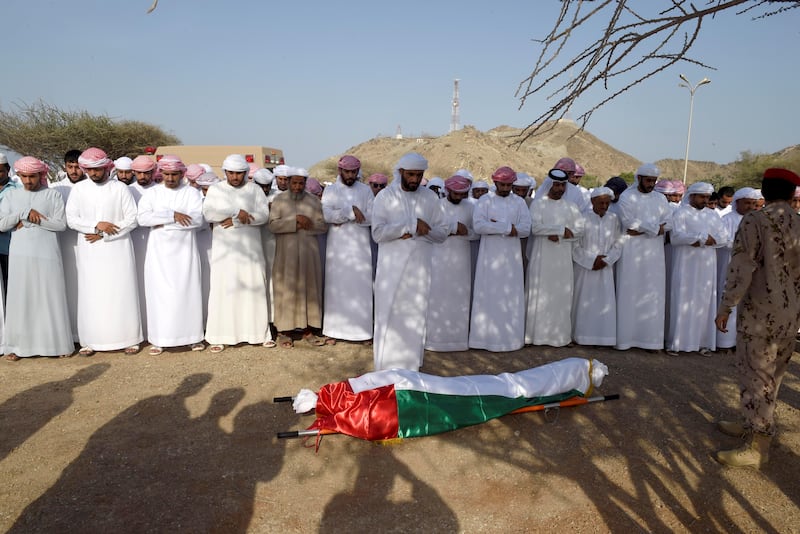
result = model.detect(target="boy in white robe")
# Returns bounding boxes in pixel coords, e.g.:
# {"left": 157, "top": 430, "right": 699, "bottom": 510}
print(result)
{"left": 572, "top": 187, "right": 623, "bottom": 346}
{"left": 66, "top": 148, "right": 143, "bottom": 356}
{"left": 1, "top": 157, "right": 73, "bottom": 360}
{"left": 137, "top": 155, "right": 206, "bottom": 355}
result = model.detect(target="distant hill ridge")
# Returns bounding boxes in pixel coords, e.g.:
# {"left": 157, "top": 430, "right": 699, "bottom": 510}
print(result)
{"left": 309, "top": 121, "right": 735, "bottom": 187}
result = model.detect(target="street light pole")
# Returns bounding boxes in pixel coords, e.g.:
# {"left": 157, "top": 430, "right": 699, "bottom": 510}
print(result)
{"left": 679, "top": 74, "right": 711, "bottom": 184}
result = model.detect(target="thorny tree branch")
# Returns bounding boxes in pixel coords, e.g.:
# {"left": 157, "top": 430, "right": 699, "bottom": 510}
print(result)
{"left": 513, "top": 0, "right": 799, "bottom": 147}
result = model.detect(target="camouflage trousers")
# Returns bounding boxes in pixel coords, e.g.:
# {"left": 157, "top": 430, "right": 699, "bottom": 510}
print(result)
{"left": 735, "top": 332, "right": 794, "bottom": 436}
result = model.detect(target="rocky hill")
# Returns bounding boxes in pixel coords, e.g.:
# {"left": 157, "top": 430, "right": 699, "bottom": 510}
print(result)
{"left": 309, "top": 120, "right": 731, "bottom": 187}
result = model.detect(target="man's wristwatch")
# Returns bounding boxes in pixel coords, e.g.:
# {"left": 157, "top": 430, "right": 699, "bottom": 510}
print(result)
{"left": 94, "top": 226, "right": 104, "bottom": 237}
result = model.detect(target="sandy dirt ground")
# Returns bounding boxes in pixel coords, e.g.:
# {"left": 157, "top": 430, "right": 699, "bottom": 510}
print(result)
{"left": 1, "top": 341, "right": 798, "bottom": 533}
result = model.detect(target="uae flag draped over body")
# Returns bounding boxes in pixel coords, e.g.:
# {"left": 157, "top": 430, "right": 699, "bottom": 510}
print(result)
{"left": 291, "top": 357, "right": 608, "bottom": 441}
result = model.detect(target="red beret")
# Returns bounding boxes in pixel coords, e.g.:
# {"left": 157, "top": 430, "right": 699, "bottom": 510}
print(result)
{"left": 763, "top": 168, "right": 800, "bottom": 186}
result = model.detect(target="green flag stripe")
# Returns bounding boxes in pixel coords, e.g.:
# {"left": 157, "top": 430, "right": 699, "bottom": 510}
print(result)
{"left": 395, "top": 389, "right": 582, "bottom": 438}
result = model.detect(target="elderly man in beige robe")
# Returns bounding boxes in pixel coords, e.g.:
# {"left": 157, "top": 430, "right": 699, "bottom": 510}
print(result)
{"left": 268, "top": 171, "right": 328, "bottom": 348}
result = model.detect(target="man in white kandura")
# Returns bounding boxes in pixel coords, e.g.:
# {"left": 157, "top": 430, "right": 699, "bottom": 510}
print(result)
{"left": 202, "top": 154, "right": 272, "bottom": 352}
{"left": 468, "top": 166, "right": 531, "bottom": 352}
{"left": 666, "top": 182, "right": 730, "bottom": 356}
{"left": 525, "top": 169, "right": 584, "bottom": 347}
{"left": 66, "top": 147, "right": 142, "bottom": 356}
{"left": 1, "top": 157, "right": 74, "bottom": 361}
{"left": 321, "top": 155, "right": 375, "bottom": 344}
{"left": 425, "top": 175, "right": 476, "bottom": 352}
{"left": 614, "top": 163, "right": 673, "bottom": 351}
{"left": 52, "top": 149, "right": 87, "bottom": 344}
{"left": 372, "top": 152, "right": 447, "bottom": 371}
{"left": 137, "top": 155, "right": 206, "bottom": 355}
{"left": 571, "top": 187, "right": 623, "bottom": 347}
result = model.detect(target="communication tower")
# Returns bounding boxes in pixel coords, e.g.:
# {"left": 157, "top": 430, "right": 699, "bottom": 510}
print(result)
{"left": 450, "top": 79, "right": 460, "bottom": 133}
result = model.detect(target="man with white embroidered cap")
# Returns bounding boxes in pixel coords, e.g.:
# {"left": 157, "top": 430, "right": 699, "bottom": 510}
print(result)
{"left": 66, "top": 147, "right": 142, "bottom": 356}
{"left": 469, "top": 166, "right": 531, "bottom": 352}
{"left": 202, "top": 154, "right": 272, "bottom": 352}
{"left": 321, "top": 155, "right": 375, "bottom": 344}
{"left": 614, "top": 163, "right": 673, "bottom": 352}
{"left": 372, "top": 152, "right": 447, "bottom": 370}
{"left": 571, "top": 186, "right": 623, "bottom": 347}
{"left": 425, "top": 174, "right": 476, "bottom": 351}
{"left": 666, "top": 181, "right": 730, "bottom": 356}
{"left": 525, "top": 168, "right": 584, "bottom": 347}
{"left": 268, "top": 164, "right": 328, "bottom": 347}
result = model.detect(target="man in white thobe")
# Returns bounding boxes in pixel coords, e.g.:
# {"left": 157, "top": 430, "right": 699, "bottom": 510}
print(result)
{"left": 572, "top": 187, "right": 623, "bottom": 347}
{"left": 372, "top": 152, "right": 447, "bottom": 371}
{"left": 321, "top": 155, "right": 374, "bottom": 342}
{"left": 425, "top": 175, "right": 476, "bottom": 352}
{"left": 128, "top": 155, "right": 157, "bottom": 338}
{"left": 66, "top": 147, "right": 143, "bottom": 355}
{"left": 1, "top": 157, "right": 73, "bottom": 360}
{"left": 202, "top": 154, "right": 272, "bottom": 352}
{"left": 716, "top": 187, "right": 762, "bottom": 350}
{"left": 52, "top": 149, "right": 87, "bottom": 343}
{"left": 468, "top": 166, "right": 532, "bottom": 352}
{"left": 614, "top": 163, "right": 673, "bottom": 351}
{"left": 666, "top": 182, "right": 731, "bottom": 355}
{"left": 137, "top": 155, "right": 206, "bottom": 355}
{"left": 525, "top": 169, "right": 584, "bottom": 347}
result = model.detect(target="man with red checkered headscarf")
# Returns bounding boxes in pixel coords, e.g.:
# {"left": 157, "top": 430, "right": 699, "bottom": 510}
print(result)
{"left": 136, "top": 155, "right": 206, "bottom": 355}
{"left": 65, "top": 148, "right": 143, "bottom": 356}
{"left": 320, "top": 155, "right": 375, "bottom": 344}
{"left": 469, "top": 166, "right": 532, "bottom": 352}
{"left": 425, "top": 175, "right": 476, "bottom": 352}
{"left": 0, "top": 157, "right": 74, "bottom": 361}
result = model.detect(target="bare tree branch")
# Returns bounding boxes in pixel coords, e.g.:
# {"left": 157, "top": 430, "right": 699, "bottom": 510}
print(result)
{"left": 513, "top": 0, "right": 799, "bottom": 147}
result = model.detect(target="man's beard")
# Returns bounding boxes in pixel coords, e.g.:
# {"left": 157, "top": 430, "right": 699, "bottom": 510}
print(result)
{"left": 290, "top": 191, "right": 304, "bottom": 201}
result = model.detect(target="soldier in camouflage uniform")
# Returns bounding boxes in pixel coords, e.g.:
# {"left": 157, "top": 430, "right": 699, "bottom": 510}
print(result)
{"left": 714, "top": 167, "right": 800, "bottom": 468}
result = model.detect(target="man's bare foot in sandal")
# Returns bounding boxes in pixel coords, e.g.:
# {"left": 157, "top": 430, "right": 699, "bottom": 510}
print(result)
{"left": 277, "top": 334, "right": 294, "bottom": 348}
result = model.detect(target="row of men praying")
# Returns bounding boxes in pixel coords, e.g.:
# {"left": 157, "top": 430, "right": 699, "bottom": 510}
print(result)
{"left": 0, "top": 148, "right": 756, "bottom": 372}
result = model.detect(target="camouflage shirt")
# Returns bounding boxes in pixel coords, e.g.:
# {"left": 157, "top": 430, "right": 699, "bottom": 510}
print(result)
{"left": 720, "top": 201, "right": 800, "bottom": 339}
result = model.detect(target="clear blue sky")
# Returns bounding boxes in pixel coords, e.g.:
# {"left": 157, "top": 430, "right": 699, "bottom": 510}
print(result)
{"left": 3, "top": 1, "right": 798, "bottom": 173}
